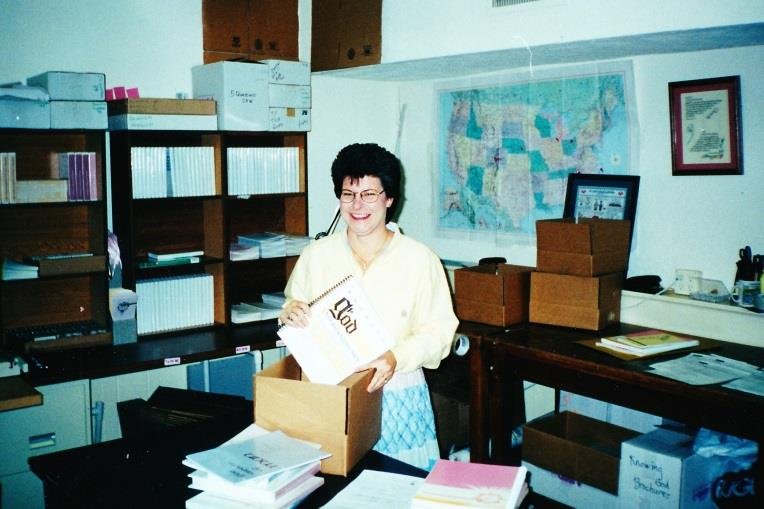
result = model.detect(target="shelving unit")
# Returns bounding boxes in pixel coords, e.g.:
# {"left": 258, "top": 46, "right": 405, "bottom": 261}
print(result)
{"left": 0, "top": 129, "right": 110, "bottom": 354}
{"left": 109, "top": 130, "right": 307, "bottom": 340}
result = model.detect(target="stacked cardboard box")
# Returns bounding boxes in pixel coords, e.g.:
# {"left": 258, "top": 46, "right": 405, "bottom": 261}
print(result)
{"left": 192, "top": 59, "right": 310, "bottom": 132}
{"left": 27, "top": 71, "right": 107, "bottom": 129}
{"left": 529, "top": 218, "right": 631, "bottom": 330}
{"left": 106, "top": 98, "right": 217, "bottom": 131}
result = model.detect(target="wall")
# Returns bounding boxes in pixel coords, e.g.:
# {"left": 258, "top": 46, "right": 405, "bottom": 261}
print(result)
{"left": 1, "top": 0, "right": 762, "bottom": 337}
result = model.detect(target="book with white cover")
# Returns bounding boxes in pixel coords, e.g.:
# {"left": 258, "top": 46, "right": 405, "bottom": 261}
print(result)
{"left": 184, "top": 429, "right": 329, "bottom": 484}
{"left": 185, "top": 475, "right": 323, "bottom": 509}
{"left": 276, "top": 275, "right": 394, "bottom": 385}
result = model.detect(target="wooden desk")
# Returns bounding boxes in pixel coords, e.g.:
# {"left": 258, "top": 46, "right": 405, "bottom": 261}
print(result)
{"left": 465, "top": 322, "right": 764, "bottom": 474}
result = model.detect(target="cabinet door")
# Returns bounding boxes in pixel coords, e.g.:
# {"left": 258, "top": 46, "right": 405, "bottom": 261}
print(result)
{"left": 0, "top": 379, "right": 91, "bottom": 477}
{"left": 0, "top": 469, "right": 45, "bottom": 509}
{"left": 90, "top": 364, "right": 188, "bottom": 442}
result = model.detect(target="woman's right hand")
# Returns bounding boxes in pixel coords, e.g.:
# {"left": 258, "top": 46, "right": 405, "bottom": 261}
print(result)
{"left": 278, "top": 299, "right": 311, "bottom": 328}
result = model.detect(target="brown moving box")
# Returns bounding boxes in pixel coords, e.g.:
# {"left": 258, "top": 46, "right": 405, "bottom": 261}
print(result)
{"left": 536, "top": 218, "right": 631, "bottom": 276}
{"left": 312, "top": 0, "right": 382, "bottom": 71}
{"left": 254, "top": 355, "right": 382, "bottom": 476}
{"left": 529, "top": 271, "right": 622, "bottom": 330}
{"left": 523, "top": 411, "right": 640, "bottom": 494}
{"left": 454, "top": 264, "right": 534, "bottom": 327}
{"left": 107, "top": 99, "right": 216, "bottom": 116}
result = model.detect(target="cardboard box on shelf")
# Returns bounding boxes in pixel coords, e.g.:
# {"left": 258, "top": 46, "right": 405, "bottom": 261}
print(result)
{"left": 258, "top": 59, "right": 310, "bottom": 85}
{"left": 536, "top": 218, "right": 631, "bottom": 276}
{"left": 312, "top": 0, "right": 381, "bottom": 71}
{"left": 523, "top": 411, "right": 640, "bottom": 495}
{"left": 619, "top": 428, "right": 726, "bottom": 509}
{"left": 202, "top": 0, "right": 249, "bottom": 53}
{"left": 27, "top": 71, "right": 105, "bottom": 101}
{"left": 529, "top": 271, "right": 622, "bottom": 330}
{"left": 268, "top": 107, "right": 310, "bottom": 132}
{"left": 268, "top": 84, "right": 311, "bottom": 108}
{"left": 454, "top": 263, "right": 534, "bottom": 327}
{"left": 50, "top": 101, "right": 107, "bottom": 129}
{"left": 254, "top": 355, "right": 382, "bottom": 476}
{"left": 0, "top": 95, "right": 50, "bottom": 129}
{"left": 192, "top": 61, "right": 269, "bottom": 131}
{"left": 107, "top": 98, "right": 216, "bottom": 116}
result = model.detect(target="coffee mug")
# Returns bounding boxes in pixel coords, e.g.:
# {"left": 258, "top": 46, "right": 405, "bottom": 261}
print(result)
{"left": 730, "top": 280, "right": 759, "bottom": 308}
{"left": 755, "top": 293, "right": 764, "bottom": 311}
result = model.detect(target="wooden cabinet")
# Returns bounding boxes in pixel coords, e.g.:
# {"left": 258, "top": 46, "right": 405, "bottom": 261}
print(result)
{"left": 0, "top": 129, "right": 110, "bottom": 354}
{"left": 109, "top": 130, "right": 307, "bottom": 340}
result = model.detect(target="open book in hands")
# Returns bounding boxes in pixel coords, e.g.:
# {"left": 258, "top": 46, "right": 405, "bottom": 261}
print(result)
{"left": 277, "top": 275, "right": 394, "bottom": 385}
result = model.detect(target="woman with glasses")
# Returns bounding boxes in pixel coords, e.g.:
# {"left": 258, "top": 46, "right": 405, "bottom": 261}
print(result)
{"left": 279, "top": 142, "right": 458, "bottom": 471}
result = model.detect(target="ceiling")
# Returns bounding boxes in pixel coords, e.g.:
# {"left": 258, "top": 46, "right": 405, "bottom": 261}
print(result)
{"left": 314, "top": 23, "right": 764, "bottom": 81}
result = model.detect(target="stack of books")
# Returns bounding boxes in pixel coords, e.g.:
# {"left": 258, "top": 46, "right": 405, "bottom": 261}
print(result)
{"left": 0, "top": 152, "right": 16, "bottom": 203}
{"left": 2, "top": 257, "right": 39, "bottom": 280}
{"left": 237, "top": 232, "right": 286, "bottom": 258}
{"left": 183, "top": 424, "right": 329, "bottom": 509}
{"left": 285, "top": 233, "right": 311, "bottom": 256}
{"left": 412, "top": 459, "right": 528, "bottom": 509}
{"left": 229, "top": 242, "right": 260, "bottom": 261}
{"left": 57, "top": 151, "right": 99, "bottom": 201}
{"left": 596, "top": 329, "right": 699, "bottom": 357}
{"left": 142, "top": 250, "right": 204, "bottom": 268}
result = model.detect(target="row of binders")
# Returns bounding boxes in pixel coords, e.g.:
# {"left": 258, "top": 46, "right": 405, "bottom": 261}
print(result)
{"left": 0, "top": 152, "right": 17, "bottom": 203}
{"left": 135, "top": 273, "right": 214, "bottom": 335}
{"left": 130, "top": 146, "right": 216, "bottom": 198}
{"left": 227, "top": 147, "right": 300, "bottom": 196}
{"left": 57, "top": 151, "right": 99, "bottom": 200}
{"left": 184, "top": 424, "right": 329, "bottom": 509}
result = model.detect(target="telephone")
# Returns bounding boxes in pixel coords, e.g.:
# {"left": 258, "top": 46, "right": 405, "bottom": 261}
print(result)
{"left": 624, "top": 275, "right": 663, "bottom": 294}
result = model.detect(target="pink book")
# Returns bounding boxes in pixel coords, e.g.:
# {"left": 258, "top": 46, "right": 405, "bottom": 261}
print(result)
{"left": 412, "top": 459, "right": 528, "bottom": 509}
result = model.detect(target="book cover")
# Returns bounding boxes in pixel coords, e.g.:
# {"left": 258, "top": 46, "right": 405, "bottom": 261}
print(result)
{"left": 184, "top": 430, "right": 329, "bottom": 485}
{"left": 598, "top": 329, "right": 699, "bottom": 356}
{"left": 276, "top": 275, "right": 395, "bottom": 385}
{"left": 412, "top": 459, "right": 528, "bottom": 509}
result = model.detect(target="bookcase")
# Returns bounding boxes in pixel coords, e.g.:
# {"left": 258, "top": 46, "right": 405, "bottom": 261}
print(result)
{"left": 109, "top": 130, "right": 307, "bottom": 340}
{"left": 0, "top": 129, "right": 110, "bottom": 353}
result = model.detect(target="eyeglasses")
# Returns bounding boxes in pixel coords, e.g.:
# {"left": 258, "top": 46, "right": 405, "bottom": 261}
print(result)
{"left": 339, "top": 189, "right": 386, "bottom": 203}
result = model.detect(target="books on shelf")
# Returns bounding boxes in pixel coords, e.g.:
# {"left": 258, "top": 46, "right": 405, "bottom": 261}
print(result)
{"left": 231, "top": 301, "right": 281, "bottom": 324}
{"left": 277, "top": 274, "right": 395, "bottom": 385}
{"left": 237, "top": 232, "right": 286, "bottom": 258}
{"left": 412, "top": 459, "right": 528, "bottom": 509}
{"left": 229, "top": 242, "right": 261, "bottom": 261}
{"left": 147, "top": 250, "right": 204, "bottom": 262}
{"left": 139, "top": 256, "right": 200, "bottom": 268}
{"left": 57, "top": 151, "right": 99, "bottom": 201}
{"left": 596, "top": 329, "right": 700, "bottom": 357}
{"left": 0, "top": 152, "right": 16, "bottom": 204}
{"left": 226, "top": 146, "right": 300, "bottom": 196}
{"left": 135, "top": 273, "right": 214, "bottom": 334}
{"left": 2, "top": 257, "right": 39, "bottom": 280}
{"left": 183, "top": 423, "right": 328, "bottom": 509}
{"left": 130, "top": 146, "right": 215, "bottom": 199}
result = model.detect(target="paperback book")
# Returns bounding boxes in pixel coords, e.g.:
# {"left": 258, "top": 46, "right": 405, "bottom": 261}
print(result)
{"left": 597, "top": 329, "right": 699, "bottom": 357}
{"left": 412, "top": 459, "right": 528, "bottom": 509}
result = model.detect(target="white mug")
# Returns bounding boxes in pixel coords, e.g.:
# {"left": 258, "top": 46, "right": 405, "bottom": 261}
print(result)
{"left": 730, "top": 280, "right": 759, "bottom": 308}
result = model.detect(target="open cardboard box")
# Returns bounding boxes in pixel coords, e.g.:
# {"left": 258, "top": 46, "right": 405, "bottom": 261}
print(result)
{"left": 254, "top": 355, "right": 381, "bottom": 476}
{"left": 454, "top": 263, "right": 534, "bottom": 327}
{"left": 523, "top": 411, "right": 640, "bottom": 494}
{"left": 536, "top": 218, "right": 631, "bottom": 276}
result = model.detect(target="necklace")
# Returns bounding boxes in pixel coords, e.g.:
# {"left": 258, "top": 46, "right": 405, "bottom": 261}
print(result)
{"left": 350, "top": 232, "right": 392, "bottom": 271}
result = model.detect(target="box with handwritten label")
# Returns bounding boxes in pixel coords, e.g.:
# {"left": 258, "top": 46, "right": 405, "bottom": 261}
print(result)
{"left": 253, "top": 355, "right": 381, "bottom": 476}
{"left": 618, "top": 428, "right": 721, "bottom": 509}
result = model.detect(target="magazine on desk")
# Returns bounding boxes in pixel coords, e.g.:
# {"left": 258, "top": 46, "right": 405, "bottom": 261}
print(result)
{"left": 277, "top": 275, "right": 394, "bottom": 385}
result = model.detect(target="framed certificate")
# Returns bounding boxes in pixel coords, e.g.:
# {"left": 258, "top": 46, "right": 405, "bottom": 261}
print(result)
{"left": 563, "top": 173, "right": 640, "bottom": 242}
{"left": 669, "top": 76, "right": 742, "bottom": 175}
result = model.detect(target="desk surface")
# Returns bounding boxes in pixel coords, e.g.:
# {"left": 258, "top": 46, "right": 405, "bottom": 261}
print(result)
{"left": 464, "top": 321, "right": 764, "bottom": 465}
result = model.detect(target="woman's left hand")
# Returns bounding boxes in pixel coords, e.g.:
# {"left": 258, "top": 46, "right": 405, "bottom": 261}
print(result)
{"left": 356, "top": 350, "right": 397, "bottom": 393}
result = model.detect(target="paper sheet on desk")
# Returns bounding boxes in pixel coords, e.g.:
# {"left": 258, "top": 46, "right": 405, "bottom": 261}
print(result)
{"left": 321, "top": 469, "right": 424, "bottom": 509}
{"left": 723, "top": 370, "right": 764, "bottom": 396}
{"left": 647, "top": 352, "right": 759, "bottom": 385}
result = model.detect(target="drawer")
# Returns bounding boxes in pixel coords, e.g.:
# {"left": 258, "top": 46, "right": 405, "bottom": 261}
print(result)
{"left": 0, "top": 379, "right": 91, "bottom": 476}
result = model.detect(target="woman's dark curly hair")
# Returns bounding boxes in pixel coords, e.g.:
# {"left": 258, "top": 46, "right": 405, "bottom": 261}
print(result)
{"left": 330, "top": 143, "right": 401, "bottom": 221}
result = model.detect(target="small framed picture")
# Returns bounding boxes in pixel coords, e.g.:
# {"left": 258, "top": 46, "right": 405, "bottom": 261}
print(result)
{"left": 669, "top": 76, "right": 742, "bottom": 175}
{"left": 563, "top": 173, "right": 640, "bottom": 239}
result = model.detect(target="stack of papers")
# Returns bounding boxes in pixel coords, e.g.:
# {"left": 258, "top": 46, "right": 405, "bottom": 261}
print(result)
{"left": 648, "top": 352, "right": 759, "bottom": 386}
{"left": 229, "top": 242, "right": 261, "bottom": 261}
{"left": 2, "top": 257, "right": 39, "bottom": 280}
{"left": 184, "top": 424, "right": 329, "bottom": 509}
{"left": 237, "top": 232, "right": 286, "bottom": 258}
{"left": 261, "top": 291, "right": 287, "bottom": 308}
{"left": 230, "top": 301, "right": 282, "bottom": 324}
{"left": 596, "top": 330, "right": 699, "bottom": 357}
{"left": 285, "top": 234, "right": 311, "bottom": 256}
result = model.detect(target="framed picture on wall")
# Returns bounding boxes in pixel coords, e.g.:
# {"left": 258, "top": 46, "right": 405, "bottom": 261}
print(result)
{"left": 669, "top": 75, "right": 742, "bottom": 175}
{"left": 563, "top": 173, "right": 640, "bottom": 240}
